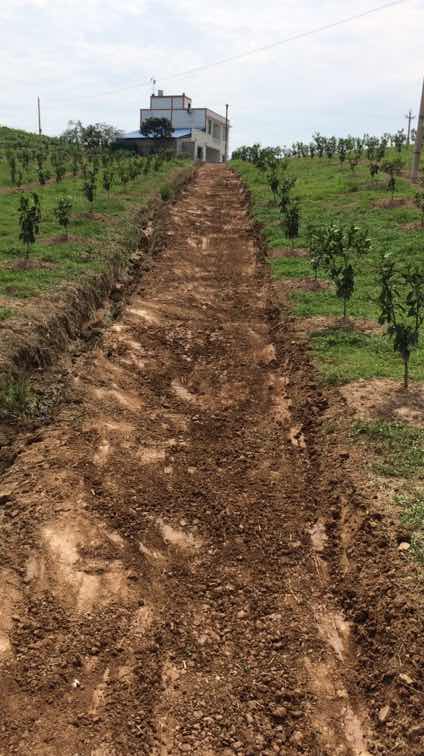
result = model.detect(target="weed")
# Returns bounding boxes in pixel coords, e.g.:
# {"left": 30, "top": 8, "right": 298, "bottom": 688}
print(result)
{"left": 0, "top": 378, "right": 37, "bottom": 419}
{"left": 352, "top": 420, "right": 424, "bottom": 478}
{"left": 398, "top": 494, "right": 424, "bottom": 562}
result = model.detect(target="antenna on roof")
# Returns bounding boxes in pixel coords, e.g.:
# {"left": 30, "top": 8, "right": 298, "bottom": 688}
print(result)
{"left": 150, "top": 77, "right": 156, "bottom": 96}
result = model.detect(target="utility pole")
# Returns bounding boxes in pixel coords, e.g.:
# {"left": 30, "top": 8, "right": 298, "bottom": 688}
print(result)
{"left": 224, "top": 104, "right": 229, "bottom": 162}
{"left": 405, "top": 109, "right": 415, "bottom": 146}
{"left": 37, "top": 96, "right": 42, "bottom": 135}
{"left": 411, "top": 78, "right": 424, "bottom": 182}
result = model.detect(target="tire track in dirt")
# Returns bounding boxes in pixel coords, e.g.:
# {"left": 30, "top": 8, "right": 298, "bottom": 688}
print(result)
{"left": 0, "top": 166, "right": 372, "bottom": 754}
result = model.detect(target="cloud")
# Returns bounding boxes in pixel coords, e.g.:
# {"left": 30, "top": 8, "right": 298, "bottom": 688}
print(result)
{"left": 1, "top": 0, "right": 423, "bottom": 148}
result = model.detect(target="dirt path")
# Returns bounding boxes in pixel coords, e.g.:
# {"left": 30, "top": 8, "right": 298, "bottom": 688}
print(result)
{"left": 0, "top": 166, "right": 373, "bottom": 755}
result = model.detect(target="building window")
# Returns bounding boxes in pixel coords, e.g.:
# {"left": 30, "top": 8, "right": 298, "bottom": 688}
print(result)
{"left": 208, "top": 120, "right": 212, "bottom": 134}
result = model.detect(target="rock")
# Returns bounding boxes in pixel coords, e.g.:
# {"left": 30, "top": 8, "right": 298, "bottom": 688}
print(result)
{"left": 270, "top": 706, "right": 287, "bottom": 721}
{"left": 378, "top": 705, "right": 390, "bottom": 723}
{"left": 398, "top": 542, "right": 411, "bottom": 551}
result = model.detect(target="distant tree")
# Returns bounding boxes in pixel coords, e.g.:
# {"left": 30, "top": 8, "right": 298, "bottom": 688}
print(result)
{"left": 378, "top": 255, "right": 424, "bottom": 389}
{"left": 61, "top": 120, "right": 122, "bottom": 152}
{"left": 140, "top": 117, "right": 173, "bottom": 141}
{"left": 18, "top": 193, "right": 41, "bottom": 262}
{"left": 54, "top": 195, "right": 72, "bottom": 239}
{"left": 393, "top": 129, "right": 407, "bottom": 153}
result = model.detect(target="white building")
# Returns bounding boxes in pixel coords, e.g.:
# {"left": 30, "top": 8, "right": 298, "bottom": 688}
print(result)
{"left": 119, "top": 91, "right": 229, "bottom": 162}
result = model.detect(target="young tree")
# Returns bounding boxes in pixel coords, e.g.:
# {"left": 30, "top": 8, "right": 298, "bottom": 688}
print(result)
{"left": 278, "top": 176, "right": 297, "bottom": 214}
{"left": 348, "top": 154, "right": 359, "bottom": 173}
{"left": 378, "top": 255, "right": 424, "bottom": 389}
{"left": 268, "top": 171, "right": 280, "bottom": 200}
{"left": 307, "top": 225, "right": 330, "bottom": 282}
{"left": 322, "top": 223, "right": 371, "bottom": 319}
{"left": 118, "top": 163, "right": 130, "bottom": 189}
{"left": 414, "top": 184, "right": 424, "bottom": 227}
{"left": 284, "top": 201, "right": 300, "bottom": 245}
{"left": 393, "top": 129, "right": 406, "bottom": 154}
{"left": 18, "top": 193, "right": 41, "bottom": 262}
{"left": 102, "top": 169, "right": 114, "bottom": 198}
{"left": 369, "top": 162, "right": 380, "bottom": 181}
{"left": 6, "top": 152, "right": 17, "bottom": 185}
{"left": 382, "top": 160, "right": 403, "bottom": 203}
{"left": 37, "top": 167, "right": 50, "bottom": 186}
{"left": 83, "top": 170, "right": 97, "bottom": 211}
{"left": 54, "top": 195, "right": 73, "bottom": 239}
{"left": 54, "top": 161, "right": 66, "bottom": 183}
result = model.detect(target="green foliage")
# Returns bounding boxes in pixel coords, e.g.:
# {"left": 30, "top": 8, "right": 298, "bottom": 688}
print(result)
{"left": 414, "top": 188, "right": 424, "bottom": 227}
{"left": 160, "top": 184, "right": 173, "bottom": 201}
{"left": 102, "top": 169, "right": 114, "bottom": 196}
{"left": 54, "top": 195, "right": 73, "bottom": 238}
{"left": 284, "top": 201, "right": 300, "bottom": 242}
{"left": 140, "top": 117, "right": 173, "bottom": 141}
{"left": 278, "top": 176, "right": 297, "bottom": 214}
{"left": 18, "top": 193, "right": 41, "bottom": 260}
{"left": 0, "top": 378, "right": 36, "bottom": 419}
{"left": 61, "top": 120, "right": 121, "bottom": 151}
{"left": 382, "top": 159, "right": 403, "bottom": 201}
{"left": 378, "top": 256, "right": 424, "bottom": 388}
{"left": 314, "top": 223, "right": 371, "bottom": 318}
{"left": 83, "top": 170, "right": 97, "bottom": 208}
{"left": 369, "top": 161, "right": 380, "bottom": 180}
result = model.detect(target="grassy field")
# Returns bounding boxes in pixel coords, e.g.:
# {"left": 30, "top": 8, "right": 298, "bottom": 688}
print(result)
{"left": 232, "top": 150, "right": 424, "bottom": 385}
{"left": 233, "top": 147, "right": 424, "bottom": 562}
{"left": 0, "top": 128, "right": 192, "bottom": 314}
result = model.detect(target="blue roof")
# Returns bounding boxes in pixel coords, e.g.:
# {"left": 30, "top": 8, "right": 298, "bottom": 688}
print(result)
{"left": 119, "top": 128, "right": 192, "bottom": 140}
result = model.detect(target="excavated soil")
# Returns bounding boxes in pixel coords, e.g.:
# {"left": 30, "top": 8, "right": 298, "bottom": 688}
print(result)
{"left": 0, "top": 165, "right": 422, "bottom": 755}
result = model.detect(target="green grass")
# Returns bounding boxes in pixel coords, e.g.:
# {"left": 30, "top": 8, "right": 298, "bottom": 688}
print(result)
{"left": 398, "top": 494, "right": 424, "bottom": 563}
{"left": 0, "top": 157, "right": 191, "bottom": 302}
{"left": 0, "top": 377, "right": 37, "bottom": 419}
{"left": 352, "top": 420, "right": 424, "bottom": 479}
{"left": 232, "top": 151, "right": 424, "bottom": 384}
{"left": 0, "top": 307, "right": 14, "bottom": 321}
{"left": 311, "top": 329, "right": 424, "bottom": 384}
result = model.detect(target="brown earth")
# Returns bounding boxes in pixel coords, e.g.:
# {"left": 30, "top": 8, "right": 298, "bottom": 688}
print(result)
{"left": 0, "top": 165, "right": 422, "bottom": 755}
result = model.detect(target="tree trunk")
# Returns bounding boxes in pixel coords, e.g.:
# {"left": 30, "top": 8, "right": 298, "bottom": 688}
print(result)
{"left": 343, "top": 297, "right": 347, "bottom": 321}
{"left": 403, "top": 358, "right": 409, "bottom": 390}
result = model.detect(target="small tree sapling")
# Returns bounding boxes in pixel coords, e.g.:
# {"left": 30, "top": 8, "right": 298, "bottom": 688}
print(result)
{"left": 102, "top": 169, "right": 114, "bottom": 198}
{"left": 414, "top": 187, "right": 424, "bottom": 227}
{"left": 18, "top": 193, "right": 41, "bottom": 262}
{"left": 54, "top": 195, "right": 73, "bottom": 239}
{"left": 323, "top": 224, "right": 371, "bottom": 319}
{"left": 378, "top": 255, "right": 424, "bottom": 389}
{"left": 284, "top": 201, "right": 300, "bottom": 245}
{"left": 83, "top": 170, "right": 97, "bottom": 211}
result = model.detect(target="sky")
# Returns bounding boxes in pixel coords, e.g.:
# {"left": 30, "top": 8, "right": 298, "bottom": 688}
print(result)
{"left": 1, "top": 0, "right": 423, "bottom": 150}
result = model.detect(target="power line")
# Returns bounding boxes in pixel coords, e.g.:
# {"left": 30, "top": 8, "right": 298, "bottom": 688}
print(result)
{"left": 65, "top": 0, "right": 409, "bottom": 103}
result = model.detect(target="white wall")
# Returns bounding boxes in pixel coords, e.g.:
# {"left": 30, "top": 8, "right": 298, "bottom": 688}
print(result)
{"left": 140, "top": 108, "right": 206, "bottom": 131}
